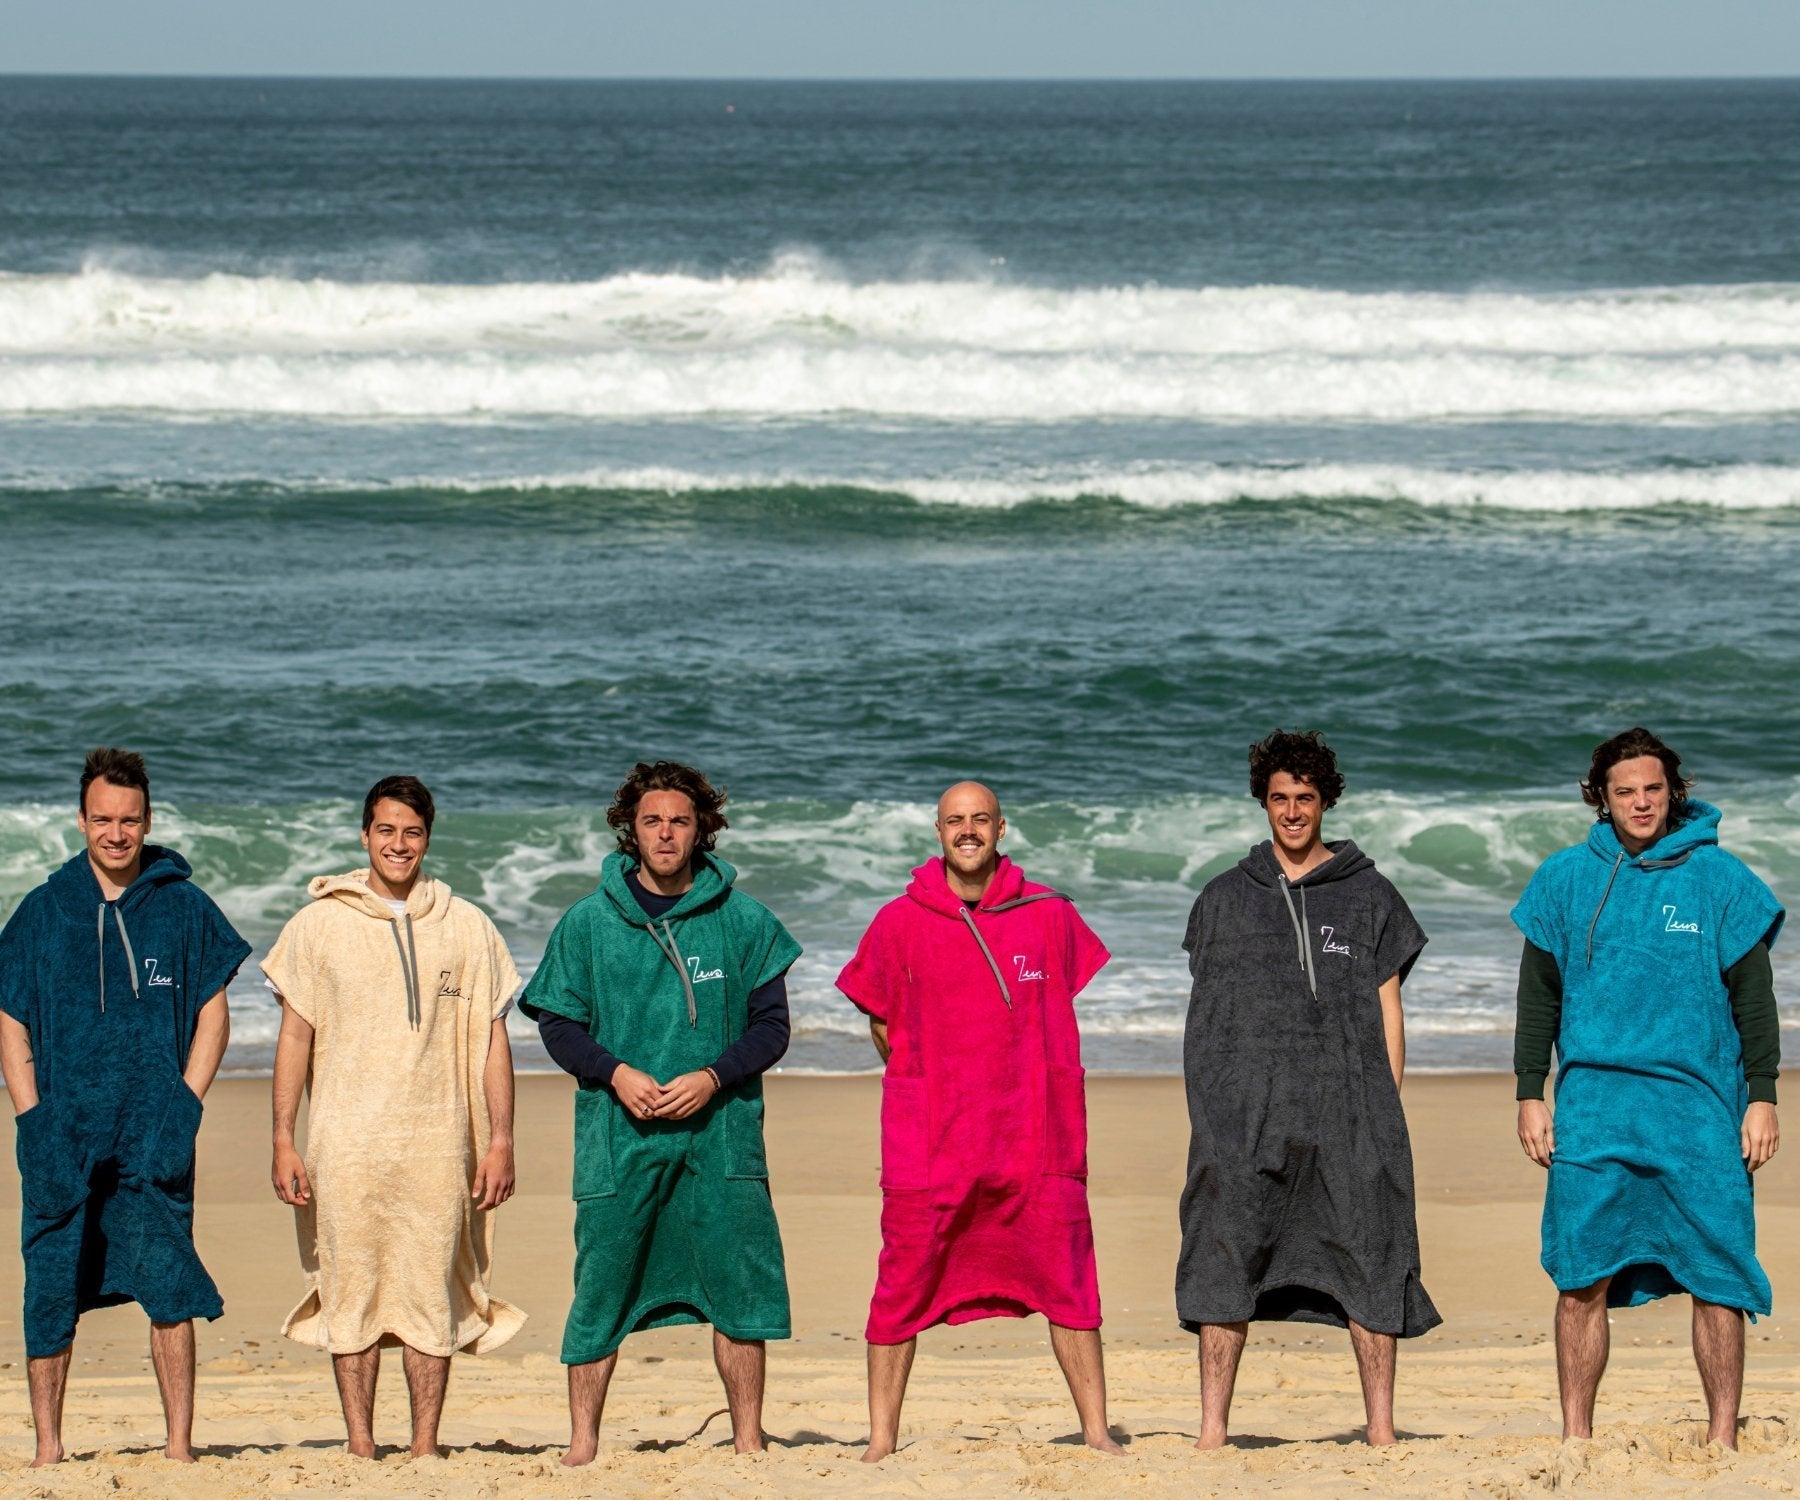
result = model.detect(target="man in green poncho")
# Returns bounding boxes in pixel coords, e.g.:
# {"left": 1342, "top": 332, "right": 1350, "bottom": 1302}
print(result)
{"left": 522, "top": 761, "right": 801, "bottom": 1464}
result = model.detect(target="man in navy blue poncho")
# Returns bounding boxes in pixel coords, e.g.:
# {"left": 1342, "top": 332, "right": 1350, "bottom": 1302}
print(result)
{"left": 0, "top": 749, "right": 249, "bottom": 1467}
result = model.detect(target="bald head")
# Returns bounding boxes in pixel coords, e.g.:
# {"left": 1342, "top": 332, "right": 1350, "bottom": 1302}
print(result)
{"left": 936, "top": 780, "right": 1001, "bottom": 823}
{"left": 935, "top": 781, "right": 1006, "bottom": 897}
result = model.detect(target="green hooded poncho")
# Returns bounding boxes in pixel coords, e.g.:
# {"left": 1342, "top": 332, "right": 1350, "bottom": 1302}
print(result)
{"left": 525, "top": 850, "right": 801, "bottom": 1362}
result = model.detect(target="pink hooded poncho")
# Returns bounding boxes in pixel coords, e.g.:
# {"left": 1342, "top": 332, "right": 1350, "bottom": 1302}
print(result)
{"left": 836, "top": 856, "right": 1110, "bottom": 1343}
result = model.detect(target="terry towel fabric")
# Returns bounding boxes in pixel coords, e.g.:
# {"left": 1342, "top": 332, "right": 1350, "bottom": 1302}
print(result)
{"left": 1512, "top": 800, "right": 1784, "bottom": 1314}
{"left": 837, "top": 855, "right": 1110, "bottom": 1344}
{"left": 262, "top": 871, "right": 527, "bottom": 1356}
{"left": 524, "top": 851, "right": 802, "bottom": 1364}
{"left": 0, "top": 847, "right": 250, "bottom": 1357}
{"left": 1177, "top": 840, "right": 1440, "bottom": 1338}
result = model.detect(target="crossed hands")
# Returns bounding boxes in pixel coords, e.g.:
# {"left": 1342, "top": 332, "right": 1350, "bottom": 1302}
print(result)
{"left": 613, "top": 1063, "right": 719, "bottom": 1122}
{"left": 1517, "top": 1098, "right": 1780, "bottom": 1172}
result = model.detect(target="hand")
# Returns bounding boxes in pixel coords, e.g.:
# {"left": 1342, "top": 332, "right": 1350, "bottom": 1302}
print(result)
{"left": 472, "top": 1137, "right": 516, "bottom": 1210}
{"left": 651, "top": 1070, "right": 720, "bottom": 1120}
{"left": 612, "top": 1064, "right": 663, "bottom": 1121}
{"left": 1743, "top": 1102, "right": 1779, "bottom": 1171}
{"left": 1518, "top": 1098, "right": 1555, "bottom": 1169}
{"left": 272, "top": 1141, "right": 312, "bottom": 1205}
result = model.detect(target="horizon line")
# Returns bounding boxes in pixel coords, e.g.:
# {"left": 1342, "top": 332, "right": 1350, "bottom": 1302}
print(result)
{"left": 5, "top": 70, "right": 1800, "bottom": 85}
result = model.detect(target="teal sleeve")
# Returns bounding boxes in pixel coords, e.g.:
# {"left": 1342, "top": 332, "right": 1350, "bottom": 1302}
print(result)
{"left": 1513, "top": 940, "right": 1563, "bottom": 1101}
{"left": 1728, "top": 943, "right": 1780, "bottom": 1105}
{"left": 521, "top": 911, "right": 596, "bottom": 1027}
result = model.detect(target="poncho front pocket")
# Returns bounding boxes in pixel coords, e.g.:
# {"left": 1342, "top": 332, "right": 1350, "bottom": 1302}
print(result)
{"left": 572, "top": 1086, "right": 617, "bottom": 1200}
{"left": 724, "top": 1095, "right": 769, "bottom": 1180}
{"left": 14, "top": 1100, "right": 90, "bottom": 1219}
{"left": 1043, "top": 1064, "right": 1089, "bottom": 1178}
{"left": 137, "top": 1075, "right": 203, "bottom": 1187}
{"left": 879, "top": 1077, "right": 929, "bottom": 1191}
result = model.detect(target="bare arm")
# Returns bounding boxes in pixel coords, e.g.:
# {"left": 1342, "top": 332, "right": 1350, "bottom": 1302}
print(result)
{"left": 472, "top": 1016, "right": 516, "bottom": 1210}
{"left": 1378, "top": 974, "right": 1404, "bottom": 1092}
{"left": 183, "top": 989, "right": 230, "bottom": 1100}
{"left": 271, "top": 1001, "right": 315, "bottom": 1206}
{"left": 0, "top": 1012, "right": 39, "bottom": 1113}
{"left": 870, "top": 1017, "right": 891, "bottom": 1064}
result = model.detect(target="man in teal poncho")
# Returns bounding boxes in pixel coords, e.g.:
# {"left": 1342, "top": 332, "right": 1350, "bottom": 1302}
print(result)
{"left": 1513, "top": 727, "right": 1783, "bottom": 1448}
{"left": 522, "top": 761, "right": 800, "bottom": 1464}
{"left": 0, "top": 748, "right": 249, "bottom": 1467}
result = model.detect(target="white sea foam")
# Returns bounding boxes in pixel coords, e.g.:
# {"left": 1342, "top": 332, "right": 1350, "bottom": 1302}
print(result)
{"left": 395, "top": 461, "right": 1800, "bottom": 512}
{"left": 7, "top": 260, "right": 1800, "bottom": 421}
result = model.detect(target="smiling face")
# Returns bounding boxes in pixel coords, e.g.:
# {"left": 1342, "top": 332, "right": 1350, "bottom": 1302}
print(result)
{"left": 78, "top": 778, "right": 149, "bottom": 893}
{"left": 935, "top": 781, "right": 1005, "bottom": 898}
{"left": 1603, "top": 753, "right": 1673, "bottom": 856}
{"left": 1263, "top": 770, "right": 1326, "bottom": 865}
{"left": 361, "top": 796, "right": 430, "bottom": 899}
{"left": 634, "top": 789, "right": 700, "bottom": 891}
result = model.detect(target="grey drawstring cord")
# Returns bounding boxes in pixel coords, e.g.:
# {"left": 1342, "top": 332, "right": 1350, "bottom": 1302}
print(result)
{"left": 958, "top": 890, "right": 1070, "bottom": 1010}
{"left": 1277, "top": 876, "right": 1318, "bottom": 997}
{"left": 1584, "top": 851, "right": 1624, "bottom": 968}
{"left": 97, "top": 903, "right": 143, "bottom": 1013}
{"left": 646, "top": 918, "right": 698, "bottom": 1027}
{"left": 389, "top": 912, "right": 422, "bottom": 1028}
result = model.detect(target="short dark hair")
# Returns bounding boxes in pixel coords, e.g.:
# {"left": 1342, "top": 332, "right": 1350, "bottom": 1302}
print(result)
{"left": 362, "top": 775, "right": 436, "bottom": 834}
{"left": 1579, "top": 727, "right": 1694, "bottom": 825}
{"left": 1248, "top": 728, "right": 1345, "bottom": 809}
{"left": 81, "top": 747, "right": 151, "bottom": 815}
{"left": 607, "top": 761, "right": 728, "bottom": 860}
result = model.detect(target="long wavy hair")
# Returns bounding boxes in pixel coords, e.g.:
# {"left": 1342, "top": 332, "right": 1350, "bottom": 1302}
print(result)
{"left": 607, "top": 761, "right": 729, "bottom": 860}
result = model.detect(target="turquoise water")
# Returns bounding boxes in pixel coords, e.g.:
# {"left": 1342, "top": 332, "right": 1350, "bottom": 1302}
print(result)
{"left": 2, "top": 79, "right": 1797, "bottom": 1070}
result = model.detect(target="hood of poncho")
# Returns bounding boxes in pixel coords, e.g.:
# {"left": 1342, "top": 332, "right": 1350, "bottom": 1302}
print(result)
{"left": 304, "top": 870, "right": 451, "bottom": 1029}
{"left": 47, "top": 844, "right": 194, "bottom": 920}
{"left": 901, "top": 855, "right": 1069, "bottom": 1009}
{"left": 1586, "top": 798, "right": 1720, "bottom": 869}
{"left": 1234, "top": 840, "right": 1377, "bottom": 997}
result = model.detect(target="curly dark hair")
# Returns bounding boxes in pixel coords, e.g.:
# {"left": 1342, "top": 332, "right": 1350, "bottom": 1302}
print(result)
{"left": 1579, "top": 727, "right": 1694, "bottom": 824}
{"left": 1248, "top": 728, "right": 1345, "bottom": 809}
{"left": 607, "top": 761, "right": 729, "bottom": 860}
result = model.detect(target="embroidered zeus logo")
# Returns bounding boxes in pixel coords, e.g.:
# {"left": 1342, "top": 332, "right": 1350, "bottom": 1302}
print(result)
{"left": 1318, "top": 926, "right": 1352, "bottom": 957}
{"left": 1012, "top": 955, "right": 1046, "bottom": 982}
{"left": 141, "top": 957, "right": 174, "bottom": 987}
{"left": 1662, "top": 905, "right": 1701, "bottom": 934}
{"left": 686, "top": 955, "right": 725, "bottom": 983}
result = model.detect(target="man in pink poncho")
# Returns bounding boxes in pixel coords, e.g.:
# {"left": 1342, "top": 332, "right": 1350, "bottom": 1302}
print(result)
{"left": 837, "top": 781, "right": 1123, "bottom": 1461}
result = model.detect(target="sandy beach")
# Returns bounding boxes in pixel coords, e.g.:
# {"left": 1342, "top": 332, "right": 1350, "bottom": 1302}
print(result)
{"left": 0, "top": 1072, "right": 1794, "bottom": 1496}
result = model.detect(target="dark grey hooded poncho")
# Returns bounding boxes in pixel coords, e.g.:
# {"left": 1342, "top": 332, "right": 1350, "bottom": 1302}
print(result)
{"left": 1177, "top": 839, "right": 1440, "bottom": 1337}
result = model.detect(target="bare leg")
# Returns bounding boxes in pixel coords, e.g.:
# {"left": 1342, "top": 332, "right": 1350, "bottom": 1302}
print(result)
{"left": 149, "top": 1320, "right": 196, "bottom": 1462}
{"left": 1555, "top": 1278, "right": 1611, "bottom": 1440}
{"left": 563, "top": 1353, "right": 618, "bottom": 1467}
{"left": 863, "top": 1338, "right": 916, "bottom": 1462}
{"left": 1048, "top": 1324, "right": 1124, "bottom": 1454}
{"left": 712, "top": 1331, "right": 767, "bottom": 1453}
{"left": 401, "top": 1345, "right": 451, "bottom": 1458}
{"left": 25, "top": 1345, "right": 71, "bottom": 1467}
{"left": 1347, "top": 1320, "right": 1397, "bottom": 1445}
{"left": 1195, "top": 1321, "right": 1248, "bottom": 1451}
{"left": 1691, "top": 1298, "right": 1744, "bottom": 1449}
{"left": 331, "top": 1344, "right": 381, "bottom": 1458}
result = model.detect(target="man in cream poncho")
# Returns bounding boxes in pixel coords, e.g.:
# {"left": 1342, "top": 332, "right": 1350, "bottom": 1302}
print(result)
{"left": 265, "top": 776, "right": 525, "bottom": 1458}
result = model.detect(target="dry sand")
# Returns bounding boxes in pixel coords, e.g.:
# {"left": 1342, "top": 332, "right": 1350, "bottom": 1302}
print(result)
{"left": 1, "top": 1072, "right": 1797, "bottom": 1497}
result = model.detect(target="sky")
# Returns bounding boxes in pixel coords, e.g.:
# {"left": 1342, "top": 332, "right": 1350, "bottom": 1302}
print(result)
{"left": 4, "top": 0, "right": 1799, "bottom": 79}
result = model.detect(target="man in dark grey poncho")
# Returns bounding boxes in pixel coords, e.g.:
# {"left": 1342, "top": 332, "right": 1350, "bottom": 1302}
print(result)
{"left": 1178, "top": 729, "right": 1438, "bottom": 1449}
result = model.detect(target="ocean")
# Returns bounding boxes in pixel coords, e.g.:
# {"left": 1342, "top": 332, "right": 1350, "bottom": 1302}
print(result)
{"left": 1, "top": 76, "right": 1796, "bottom": 1074}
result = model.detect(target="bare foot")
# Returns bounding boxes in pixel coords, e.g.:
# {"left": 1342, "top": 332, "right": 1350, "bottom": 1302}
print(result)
{"left": 346, "top": 1438, "right": 376, "bottom": 1459}
{"left": 29, "top": 1444, "right": 64, "bottom": 1468}
{"left": 1366, "top": 1427, "right": 1397, "bottom": 1447}
{"left": 409, "top": 1444, "right": 447, "bottom": 1460}
{"left": 861, "top": 1440, "right": 896, "bottom": 1463}
{"left": 561, "top": 1444, "right": 598, "bottom": 1468}
{"left": 1194, "top": 1428, "right": 1230, "bottom": 1452}
{"left": 163, "top": 1445, "right": 197, "bottom": 1464}
{"left": 1085, "top": 1431, "right": 1126, "bottom": 1456}
{"left": 732, "top": 1436, "right": 767, "bottom": 1455}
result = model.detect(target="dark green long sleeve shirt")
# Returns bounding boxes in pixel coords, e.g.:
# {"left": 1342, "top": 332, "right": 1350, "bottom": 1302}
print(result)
{"left": 1514, "top": 940, "right": 1780, "bottom": 1104}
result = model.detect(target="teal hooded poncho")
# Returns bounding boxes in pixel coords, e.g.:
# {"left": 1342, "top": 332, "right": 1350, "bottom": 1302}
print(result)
{"left": 0, "top": 847, "right": 250, "bottom": 1356}
{"left": 525, "top": 850, "right": 801, "bottom": 1362}
{"left": 1512, "top": 801, "right": 1784, "bottom": 1314}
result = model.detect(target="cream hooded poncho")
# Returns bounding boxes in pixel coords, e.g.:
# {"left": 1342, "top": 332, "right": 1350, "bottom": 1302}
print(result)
{"left": 262, "top": 870, "right": 526, "bottom": 1356}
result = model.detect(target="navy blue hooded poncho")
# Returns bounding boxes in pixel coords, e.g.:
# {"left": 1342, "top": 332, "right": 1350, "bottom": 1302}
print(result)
{"left": 0, "top": 847, "right": 250, "bottom": 1356}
